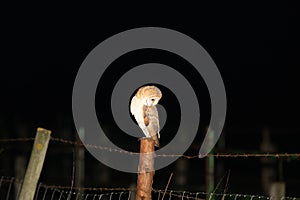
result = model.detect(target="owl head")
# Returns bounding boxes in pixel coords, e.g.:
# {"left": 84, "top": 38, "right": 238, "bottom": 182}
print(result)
{"left": 145, "top": 96, "right": 161, "bottom": 106}
{"left": 136, "top": 85, "right": 162, "bottom": 106}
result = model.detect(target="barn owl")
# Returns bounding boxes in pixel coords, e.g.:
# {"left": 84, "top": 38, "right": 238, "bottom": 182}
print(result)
{"left": 130, "top": 85, "right": 162, "bottom": 147}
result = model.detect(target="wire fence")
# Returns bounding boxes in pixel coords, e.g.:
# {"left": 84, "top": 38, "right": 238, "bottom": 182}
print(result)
{"left": 1, "top": 136, "right": 300, "bottom": 159}
{"left": 1, "top": 136, "right": 300, "bottom": 199}
{"left": 1, "top": 176, "right": 299, "bottom": 200}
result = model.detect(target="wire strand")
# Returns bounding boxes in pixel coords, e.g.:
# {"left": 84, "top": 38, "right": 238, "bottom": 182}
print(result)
{"left": 1, "top": 136, "right": 300, "bottom": 159}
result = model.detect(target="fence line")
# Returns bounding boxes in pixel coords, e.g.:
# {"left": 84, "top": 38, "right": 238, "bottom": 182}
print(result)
{"left": 1, "top": 176, "right": 299, "bottom": 200}
{"left": 0, "top": 137, "right": 35, "bottom": 142}
{"left": 1, "top": 136, "right": 300, "bottom": 159}
{"left": 153, "top": 189, "right": 300, "bottom": 200}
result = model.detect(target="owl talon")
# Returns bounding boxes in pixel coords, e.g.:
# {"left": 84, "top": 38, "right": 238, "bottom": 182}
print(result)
{"left": 138, "top": 137, "right": 151, "bottom": 142}
{"left": 138, "top": 137, "right": 160, "bottom": 147}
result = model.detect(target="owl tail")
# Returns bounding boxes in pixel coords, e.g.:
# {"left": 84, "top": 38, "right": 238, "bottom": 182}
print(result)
{"left": 151, "top": 134, "right": 160, "bottom": 147}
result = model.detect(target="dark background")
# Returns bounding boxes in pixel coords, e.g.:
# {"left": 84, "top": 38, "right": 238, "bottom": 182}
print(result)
{"left": 0, "top": 2, "right": 299, "bottom": 197}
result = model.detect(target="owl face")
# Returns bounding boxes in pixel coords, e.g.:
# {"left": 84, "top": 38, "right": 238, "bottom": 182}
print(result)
{"left": 136, "top": 85, "right": 162, "bottom": 106}
{"left": 145, "top": 96, "right": 160, "bottom": 106}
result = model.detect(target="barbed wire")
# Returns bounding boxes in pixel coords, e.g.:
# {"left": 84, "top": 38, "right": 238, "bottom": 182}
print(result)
{"left": 1, "top": 136, "right": 299, "bottom": 199}
{"left": 1, "top": 176, "right": 299, "bottom": 200}
{"left": 41, "top": 184, "right": 133, "bottom": 192}
{"left": 1, "top": 136, "right": 300, "bottom": 159}
{"left": 0, "top": 137, "right": 35, "bottom": 142}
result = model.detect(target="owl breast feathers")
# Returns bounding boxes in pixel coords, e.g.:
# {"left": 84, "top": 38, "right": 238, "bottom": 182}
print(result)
{"left": 130, "top": 85, "right": 162, "bottom": 147}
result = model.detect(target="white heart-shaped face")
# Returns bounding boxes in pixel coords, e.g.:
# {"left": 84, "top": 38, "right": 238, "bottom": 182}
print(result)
{"left": 145, "top": 96, "right": 161, "bottom": 106}
{"left": 136, "top": 85, "right": 162, "bottom": 106}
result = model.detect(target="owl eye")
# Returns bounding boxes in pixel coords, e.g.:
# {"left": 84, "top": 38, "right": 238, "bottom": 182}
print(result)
{"left": 151, "top": 98, "right": 155, "bottom": 102}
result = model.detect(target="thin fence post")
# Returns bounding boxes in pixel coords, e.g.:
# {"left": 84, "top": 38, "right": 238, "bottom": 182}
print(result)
{"left": 269, "top": 182, "right": 285, "bottom": 200}
{"left": 14, "top": 123, "right": 28, "bottom": 199}
{"left": 135, "top": 138, "right": 155, "bottom": 200}
{"left": 206, "top": 129, "right": 215, "bottom": 200}
{"left": 18, "top": 128, "right": 51, "bottom": 200}
{"left": 75, "top": 127, "right": 85, "bottom": 199}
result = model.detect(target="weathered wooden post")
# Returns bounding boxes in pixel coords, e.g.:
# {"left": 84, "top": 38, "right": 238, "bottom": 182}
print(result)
{"left": 135, "top": 138, "right": 155, "bottom": 200}
{"left": 19, "top": 128, "right": 51, "bottom": 200}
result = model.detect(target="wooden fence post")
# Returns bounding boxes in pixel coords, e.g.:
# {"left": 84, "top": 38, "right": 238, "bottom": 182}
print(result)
{"left": 135, "top": 138, "right": 155, "bottom": 200}
{"left": 18, "top": 128, "right": 51, "bottom": 200}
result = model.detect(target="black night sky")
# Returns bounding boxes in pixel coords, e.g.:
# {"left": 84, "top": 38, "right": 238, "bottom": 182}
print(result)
{"left": 1, "top": 2, "right": 300, "bottom": 197}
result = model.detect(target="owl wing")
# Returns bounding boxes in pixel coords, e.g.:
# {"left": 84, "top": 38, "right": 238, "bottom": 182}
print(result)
{"left": 144, "top": 105, "right": 160, "bottom": 147}
{"left": 144, "top": 105, "right": 160, "bottom": 137}
{"left": 130, "top": 96, "right": 150, "bottom": 137}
